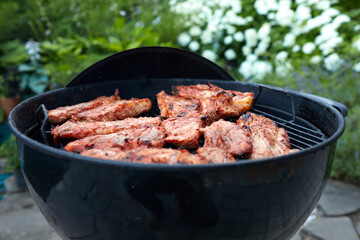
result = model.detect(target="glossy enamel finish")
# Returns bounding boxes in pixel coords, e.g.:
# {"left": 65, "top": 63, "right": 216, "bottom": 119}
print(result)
{"left": 9, "top": 79, "right": 345, "bottom": 240}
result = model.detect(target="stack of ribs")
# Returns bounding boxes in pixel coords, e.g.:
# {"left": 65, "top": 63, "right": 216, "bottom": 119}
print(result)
{"left": 49, "top": 84, "right": 297, "bottom": 165}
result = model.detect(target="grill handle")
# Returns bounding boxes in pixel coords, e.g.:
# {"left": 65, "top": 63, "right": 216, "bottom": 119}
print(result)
{"left": 303, "top": 93, "right": 348, "bottom": 118}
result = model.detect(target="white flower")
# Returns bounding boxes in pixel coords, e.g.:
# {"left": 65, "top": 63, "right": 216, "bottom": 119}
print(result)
{"left": 319, "top": 36, "right": 343, "bottom": 55}
{"left": 268, "top": 12, "right": 276, "bottom": 20}
{"left": 302, "top": 42, "right": 316, "bottom": 54}
{"left": 316, "top": 0, "right": 331, "bottom": 10}
{"left": 233, "top": 32, "right": 244, "bottom": 42}
{"left": 224, "top": 36, "right": 233, "bottom": 45}
{"left": 276, "top": 5, "right": 294, "bottom": 26}
{"left": 239, "top": 61, "right": 253, "bottom": 79}
{"left": 254, "top": 0, "right": 270, "bottom": 15}
{"left": 224, "top": 49, "right": 237, "bottom": 61}
{"left": 189, "top": 41, "right": 200, "bottom": 52}
{"left": 353, "top": 62, "right": 360, "bottom": 72}
{"left": 246, "top": 16, "right": 254, "bottom": 22}
{"left": 258, "top": 23, "right": 271, "bottom": 40}
{"left": 247, "top": 54, "right": 258, "bottom": 63}
{"left": 189, "top": 26, "right": 202, "bottom": 36}
{"left": 230, "top": 1, "right": 242, "bottom": 13}
{"left": 255, "top": 41, "right": 269, "bottom": 55}
{"left": 279, "top": 0, "right": 292, "bottom": 8}
{"left": 353, "top": 39, "right": 360, "bottom": 51}
{"left": 178, "top": 32, "right": 191, "bottom": 46}
{"left": 226, "top": 25, "right": 236, "bottom": 35}
{"left": 275, "top": 51, "right": 289, "bottom": 62}
{"left": 310, "top": 55, "right": 322, "bottom": 64}
{"left": 253, "top": 60, "right": 273, "bottom": 79}
{"left": 292, "top": 45, "right": 300, "bottom": 53}
{"left": 322, "top": 8, "right": 340, "bottom": 18}
{"left": 202, "top": 50, "right": 217, "bottom": 62}
{"left": 354, "top": 25, "right": 360, "bottom": 32}
{"left": 200, "top": 30, "right": 212, "bottom": 44}
{"left": 324, "top": 53, "right": 344, "bottom": 72}
{"left": 242, "top": 45, "right": 252, "bottom": 56}
{"left": 332, "top": 14, "right": 351, "bottom": 29}
{"left": 306, "top": 15, "right": 332, "bottom": 31}
{"left": 245, "top": 28, "right": 258, "bottom": 47}
{"left": 295, "top": 4, "right": 312, "bottom": 22}
{"left": 283, "top": 33, "right": 296, "bottom": 47}
{"left": 276, "top": 61, "right": 293, "bottom": 77}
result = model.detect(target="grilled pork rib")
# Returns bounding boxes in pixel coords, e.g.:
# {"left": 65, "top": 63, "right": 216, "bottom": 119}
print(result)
{"left": 64, "top": 126, "right": 166, "bottom": 153}
{"left": 52, "top": 117, "right": 162, "bottom": 140}
{"left": 174, "top": 83, "right": 254, "bottom": 123}
{"left": 161, "top": 117, "right": 203, "bottom": 149}
{"left": 237, "top": 113, "right": 297, "bottom": 159}
{"left": 81, "top": 147, "right": 207, "bottom": 165}
{"left": 156, "top": 90, "right": 201, "bottom": 118}
{"left": 74, "top": 97, "right": 151, "bottom": 122}
{"left": 48, "top": 90, "right": 120, "bottom": 123}
{"left": 201, "top": 119, "right": 253, "bottom": 157}
{"left": 196, "top": 147, "right": 236, "bottom": 164}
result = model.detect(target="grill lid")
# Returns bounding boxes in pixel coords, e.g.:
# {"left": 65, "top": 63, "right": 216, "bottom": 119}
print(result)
{"left": 67, "top": 47, "right": 234, "bottom": 87}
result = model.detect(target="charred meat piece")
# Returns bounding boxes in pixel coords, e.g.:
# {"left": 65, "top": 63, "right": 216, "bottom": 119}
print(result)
{"left": 174, "top": 83, "right": 254, "bottom": 118}
{"left": 81, "top": 147, "right": 207, "bottom": 165}
{"left": 237, "top": 113, "right": 296, "bottom": 159}
{"left": 74, "top": 97, "right": 151, "bottom": 122}
{"left": 199, "top": 91, "right": 240, "bottom": 124}
{"left": 80, "top": 148, "right": 127, "bottom": 160}
{"left": 196, "top": 147, "right": 236, "bottom": 164}
{"left": 201, "top": 119, "right": 252, "bottom": 157}
{"left": 52, "top": 117, "right": 162, "bottom": 140}
{"left": 48, "top": 90, "right": 120, "bottom": 123}
{"left": 156, "top": 90, "right": 200, "bottom": 118}
{"left": 64, "top": 126, "right": 166, "bottom": 153}
{"left": 161, "top": 117, "right": 203, "bottom": 149}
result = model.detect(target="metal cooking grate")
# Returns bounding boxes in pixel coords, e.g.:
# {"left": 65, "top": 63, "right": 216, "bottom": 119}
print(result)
{"left": 34, "top": 87, "right": 327, "bottom": 152}
{"left": 250, "top": 107, "right": 327, "bottom": 150}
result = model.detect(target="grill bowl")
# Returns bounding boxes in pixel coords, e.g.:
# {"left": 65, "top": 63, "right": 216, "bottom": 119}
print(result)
{"left": 8, "top": 48, "right": 346, "bottom": 240}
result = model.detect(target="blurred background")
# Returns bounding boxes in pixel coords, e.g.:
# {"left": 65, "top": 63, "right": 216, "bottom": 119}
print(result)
{"left": 0, "top": 0, "right": 359, "bottom": 239}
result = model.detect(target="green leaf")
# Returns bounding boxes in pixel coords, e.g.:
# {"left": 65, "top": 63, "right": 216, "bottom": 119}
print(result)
{"left": 28, "top": 75, "right": 48, "bottom": 94}
{"left": 18, "top": 63, "right": 35, "bottom": 72}
{"left": 126, "top": 41, "right": 142, "bottom": 50}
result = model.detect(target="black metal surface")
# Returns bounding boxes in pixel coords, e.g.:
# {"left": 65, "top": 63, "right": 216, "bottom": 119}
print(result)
{"left": 8, "top": 78, "right": 346, "bottom": 240}
{"left": 67, "top": 47, "right": 234, "bottom": 87}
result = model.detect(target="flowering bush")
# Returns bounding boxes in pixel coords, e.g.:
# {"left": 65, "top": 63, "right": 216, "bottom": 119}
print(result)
{"left": 170, "top": 0, "right": 359, "bottom": 81}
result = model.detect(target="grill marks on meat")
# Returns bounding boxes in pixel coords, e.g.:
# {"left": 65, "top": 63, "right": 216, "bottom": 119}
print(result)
{"left": 48, "top": 90, "right": 120, "bottom": 123}
{"left": 201, "top": 119, "right": 253, "bottom": 157}
{"left": 64, "top": 126, "right": 166, "bottom": 153}
{"left": 48, "top": 83, "right": 297, "bottom": 164}
{"left": 74, "top": 98, "right": 151, "bottom": 122}
{"left": 174, "top": 83, "right": 254, "bottom": 123}
{"left": 156, "top": 91, "right": 200, "bottom": 118}
{"left": 48, "top": 90, "right": 151, "bottom": 123}
{"left": 237, "top": 113, "right": 296, "bottom": 159}
{"left": 81, "top": 147, "right": 207, "bottom": 165}
{"left": 52, "top": 117, "right": 162, "bottom": 140}
{"left": 161, "top": 117, "right": 203, "bottom": 149}
{"left": 196, "top": 147, "right": 236, "bottom": 163}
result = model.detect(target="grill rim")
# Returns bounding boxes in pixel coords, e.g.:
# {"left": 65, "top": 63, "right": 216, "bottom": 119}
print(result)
{"left": 8, "top": 79, "right": 346, "bottom": 171}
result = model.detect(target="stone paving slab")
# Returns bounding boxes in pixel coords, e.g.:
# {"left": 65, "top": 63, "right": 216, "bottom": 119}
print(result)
{"left": 318, "top": 179, "right": 360, "bottom": 216}
{"left": 302, "top": 216, "right": 359, "bottom": 240}
{"left": 0, "top": 191, "right": 61, "bottom": 240}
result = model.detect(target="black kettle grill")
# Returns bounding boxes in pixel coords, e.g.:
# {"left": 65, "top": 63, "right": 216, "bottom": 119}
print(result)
{"left": 8, "top": 47, "right": 347, "bottom": 240}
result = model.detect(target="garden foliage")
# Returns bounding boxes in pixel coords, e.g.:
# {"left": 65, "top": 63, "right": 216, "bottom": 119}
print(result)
{"left": 0, "top": 0, "right": 359, "bottom": 184}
